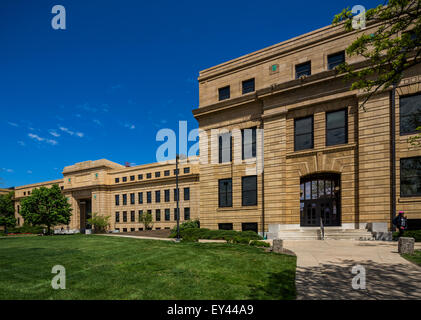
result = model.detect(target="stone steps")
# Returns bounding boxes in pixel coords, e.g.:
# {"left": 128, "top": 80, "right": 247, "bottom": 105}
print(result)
{"left": 268, "top": 228, "right": 374, "bottom": 241}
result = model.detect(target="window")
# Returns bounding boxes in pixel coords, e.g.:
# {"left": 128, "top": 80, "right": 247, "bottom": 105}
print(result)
{"left": 218, "top": 223, "right": 233, "bottom": 230}
{"left": 115, "top": 178, "right": 120, "bottom": 183}
{"left": 165, "top": 209, "right": 170, "bottom": 221}
{"left": 219, "top": 132, "right": 232, "bottom": 163}
{"left": 130, "top": 175, "right": 135, "bottom": 181}
{"left": 115, "top": 195, "right": 120, "bottom": 206}
{"left": 17, "top": 205, "right": 20, "bottom": 213}
{"left": 174, "top": 188, "right": 179, "bottom": 201}
{"left": 122, "top": 177, "right": 127, "bottom": 182}
{"left": 130, "top": 211, "right": 135, "bottom": 222}
{"left": 328, "top": 51, "right": 345, "bottom": 70}
{"left": 218, "top": 86, "right": 230, "bottom": 101}
{"left": 24, "top": 192, "right": 26, "bottom": 196}
{"left": 138, "top": 210, "right": 143, "bottom": 221}
{"left": 130, "top": 193, "right": 135, "bottom": 205}
{"left": 123, "top": 228, "right": 127, "bottom": 232}
{"left": 115, "top": 212, "right": 120, "bottom": 223}
{"left": 164, "top": 170, "right": 170, "bottom": 176}
{"left": 242, "top": 176, "right": 257, "bottom": 206}
{"left": 146, "top": 173, "right": 152, "bottom": 179}
{"left": 219, "top": 178, "right": 232, "bottom": 207}
{"left": 242, "top": 127, "right": 257, "bottom": 160}
{"left": 138, "top": 192, "right": 143, "bottom": 204}
{"left": 400, "top": 93, "right": 421, "bottom": 135}
{"left": 184, "top": 207, "right": 190, "bottom": 221}
{"left": 138, "top": 174, "right": 143, "bottom": 180}
{"left": 184, "top": 187, "right": 190, "bottom": 201}
{"left": 155, "top": 172, "right": 161, "bottom": 178}
{"left": 183, "top": 167, "right": 190, "bottom": 174}
{"left": 156, "top": 209, "right": 161, "bottom": 221}
{"left": 295, "top": 61, "right": 311, "bottom": 79}
{"left": 400, "top": 157, "right": 421, "bottom": 197}
{"left": 147, "top": 191, "right": 152, "bottom": 203}
{"left": 165, "top": 189, "right": 170, "bottom": 202}
{"left": 242, "top": 223, "right": 258, "bottom": 233}
{"left": 138, "top": 228, "right": 143, "bottom": 231}
{"left": 122, "top": 194, "right": 127, "bottom": 205}
{"left": 147, "top": 209, "right": 152, "bottom": 216}
{"left": 155, "top": 190, "right": 161, "bottom": 203}
{"left": 326, "top": 109, "right": 348, "bottom": 146}
{"left": 174, "top": 208, "right": 179, "bottom": 221}
{"left": 294, "top": 116, "right": 314, "bottom": 151}
{"left": 123, "top": 211, "right": 127, "bottom": 222}
{"left": 242, "top": 78, "right": 255, "bottom": 94}
{"left": 130, "top": 228, "right": 135, "bottom": 232}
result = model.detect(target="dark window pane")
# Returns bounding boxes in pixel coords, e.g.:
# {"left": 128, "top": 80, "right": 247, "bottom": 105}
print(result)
{"left": 242, "top": 127, "right": 257, "bottom": 160}
{"left": 147, "top": 191, "right": 152, "bottom": 203}
{"left": 164, "top": 170, "right": 170, "bottom": 176}
{"left": 138, "top": 174, "right": 143, "bottom": 180}
{"left": 138, "top": 192, "right": 143, "bottom": 204}
{"left": 296, "top": 61, "right": 311, "bottom": 79}
{"left": 130, "top": 193, "right": 135, "bottom": 204}
{"left": 122, "top": 177, "right": 127, "bottom": 182}
{"left": 242, "top": 78, "right": 255, "bottom": 94}
{"left": 219, "top": 133, "right": 232, "bottom": 163}
{"left": 241, "top": 223, "right": 258, "bottom": 233}
{"left": 122, "top": 194, "right": 127, "bottom": 205}
{"left": 115, "top": 195, "right": 120, "bottom": 206}
{"left": 130, "top": 211, "right": 135, "bottom": 222}
{"left": 183, "top": 167, "right": 190, "bottom": 174}
{"left": 115, "top": 212, "right": 120, "bottom": 223}
{"left": 219, "top": 178, "right": 232, "bottom": 207}
{"left": 165, "top": 209, "right": 170, "bottom": 221}
{"left": 218, "top": 223, "right": 233, "bottom": 230}
{"left": 295, "top": 116, "right": 313, "bottom": 151}
{"left": 184, "top": 187, "right": 190, "bottom": 201}
{"left": 400, "top": 94, "right": 421, "bottom": 135}
{"left": 156, "top": 209, "right": 161, "bottom": 221}
{"left": 146, "top": 173, "right": 152, "bottom": 179}
{"left": 155, "top": 172, "right": 160, "bottom": 178}
{"left": 400, "top": 157, "right": 421, "bottom": 197}
{"left": 328, "top": 51, "right": 345, "bottom": 70}
{"left": 242, "top": 176, "right": 257, "bottom": 206}
{"left": 130, "top": 176, "right": 135, "bottom": 181}
{"left": 115, "top": 178, "right": 119, "bottom": 183}
{"left": 184, "top": 207, "right": 190, "bottom": 220}
{"left": 165, "top": 189, "right": 170, "bottom": 202}
{"left": 326, "top": 109, "right": 347, "bottom": 146}
{"left": 155, "top": 190, "right": 161, "bottom": 203}
{"left": 218, "top": 86, "right": 230, "bottom": 101}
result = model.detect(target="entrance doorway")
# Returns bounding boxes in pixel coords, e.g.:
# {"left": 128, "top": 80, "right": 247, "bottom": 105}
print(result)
{"left": 300, "top": 173, "right": 341, "bottom": 227}
{"left": 79, "top": 199, "right": 92, "bottom": 233}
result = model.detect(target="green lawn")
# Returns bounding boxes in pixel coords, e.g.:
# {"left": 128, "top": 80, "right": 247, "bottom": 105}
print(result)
{"left": 402, "top": 250, "right": 421, "bottom": 267}
{"left": 0, "top": 235, "right": 296, "bottom": 300}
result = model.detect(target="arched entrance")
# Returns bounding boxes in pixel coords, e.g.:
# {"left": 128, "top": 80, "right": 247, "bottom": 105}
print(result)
{"left": 300, "top": 173, "right": 341, "bottom": 227}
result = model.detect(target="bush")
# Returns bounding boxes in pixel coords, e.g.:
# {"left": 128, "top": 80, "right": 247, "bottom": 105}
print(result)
{"left": 174, "top": 228, "right": 262, "bottom": 243}
{"left": 7, "top": 224, "right": 44, "bottom": 234}
{"left": 87, "top": 213, "right": 110, "bottom": 233}
{"left": 393, "top": 230, "right": 421, "bottom": 242}
{"left": 170, "top": 220, "right": 200, "bottom": 237}
{"left": 250, "top": 240, "right": 270, "bottom": 247}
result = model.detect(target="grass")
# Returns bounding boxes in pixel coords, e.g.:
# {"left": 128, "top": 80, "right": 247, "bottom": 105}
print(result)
{"left": 402, "top": 250, "right": 421, "bottom": 267}
{"left": 0, "top": 235, "right": 296, "bottom": 300}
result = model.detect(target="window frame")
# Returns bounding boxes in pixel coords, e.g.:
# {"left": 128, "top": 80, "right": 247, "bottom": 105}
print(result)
{"left": 242, "top": 78, "right": 255, "bottom": 95}
{"left": 325, "top": 108, "right": 348, "bottom": 147}
{"left": 400, "top": 156, "right": 421, "bottom": 197}
{"left": 218, "top": 178, "right": 233, "bottom": 208}
{"left": 218, "top": 132, "right": 233, "bottom": 163}
{"left": 241, "top": 127, "right": 257, "bottom": 160}
{"left": 327, "top": 51, "right": 345, "bottom": 70}
{"left": 218, "top": 85, "right": 230, "bottom": 101}
{"left": 242, "top": 175, "right": 258, "bottom": 206}
{"left": 400, "top": 93, "right": 421, "bottom": 136}
{"left": 294, "top": 115, "right": 314, "bottom": 151}
{"left": 295, "top": 61, "right": 311, "bottom": 79}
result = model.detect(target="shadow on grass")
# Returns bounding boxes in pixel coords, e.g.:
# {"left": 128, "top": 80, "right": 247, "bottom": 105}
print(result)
{"left": 295, "top": 259, "right": 421, "bottom": 300}
{"left": 248, "top": 269, "right": 296, "bottom": 300}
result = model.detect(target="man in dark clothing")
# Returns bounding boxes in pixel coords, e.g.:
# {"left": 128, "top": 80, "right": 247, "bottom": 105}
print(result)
{"left": 393, "top": 211, "right": 408, "bottom": 238}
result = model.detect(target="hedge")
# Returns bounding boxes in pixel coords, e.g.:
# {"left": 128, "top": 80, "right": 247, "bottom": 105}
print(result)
{"left": 172, "top": 227, "right": 263, "bottom": 243}
{"left": 393, "top": 230, "right": 421, "bottom": 242}
{"left": 6, "top": 225, "right": 44, "bottom": 234}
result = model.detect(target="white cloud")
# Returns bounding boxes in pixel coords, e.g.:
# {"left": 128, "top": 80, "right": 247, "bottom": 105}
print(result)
{"left": 28, "top": 133, "right": 58, "bottom": 146}
{"left": 76, "top": 132, "right": 84, "bottom": 138}
{"left": 49, "top": 130, "right": 60, "bottom": 137}
{"left": 59, "top": 127, "right": 84, "bottom": 138}
{"left": 124, "top": 123, "right": 135, "bottom": 130}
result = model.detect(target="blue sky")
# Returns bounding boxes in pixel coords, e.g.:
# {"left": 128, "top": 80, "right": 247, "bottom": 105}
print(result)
{"left": 0, "top": 0, "right": 380, "bottom": 187}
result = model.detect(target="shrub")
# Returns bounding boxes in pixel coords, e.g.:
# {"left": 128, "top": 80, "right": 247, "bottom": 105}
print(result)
{"left": 250, "top": 240, "right": 270, "bottom": 247}
{"left": 7, "top": 224, "right": 44, "bottom": 234}
{"left": 175, "top": 228, "right": 263, "bottom": 243}
{"left": 87, "top": 213, "right": 110, "bottom": 233}
{"left": 393, "top": 230, "right": 421, "bottom": 242}
{"left": 170, "top": 220, "right": 200, "bottom": 237}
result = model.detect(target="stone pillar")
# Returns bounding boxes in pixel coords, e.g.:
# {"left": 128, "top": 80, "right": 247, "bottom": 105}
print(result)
{"left": 273, "top": 239, "right": 283, "bottom": 253}
{"left": 398, "top": 237, "right": 415, "bottom": 255}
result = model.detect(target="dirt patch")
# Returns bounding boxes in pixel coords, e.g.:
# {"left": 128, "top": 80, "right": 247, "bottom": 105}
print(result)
{"left": 123, "top": 229, "right": 172, "bottom": 238}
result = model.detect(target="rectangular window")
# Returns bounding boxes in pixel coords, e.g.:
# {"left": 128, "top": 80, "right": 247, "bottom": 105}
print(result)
{"left": 400, "top": 93, "right": 421, "bottom": 135}
{"left": 219, "top": 132, "right": 232, "bottom": 163}
{"left": 242, "top": 222, "right": 258, "bottom": 233}
{"left": 155, "top": 190, "right": 161, "bottom": 203}
{"left": 295, "top": 61, "right": 311, "bottom": 79}
{"left": 130, "top": 175, "right": 135, "bottom": 181}
{"left": 219, "top": 178, "right": 233, "bottom": 207}
{"left": 147, "top": 209, "right": 152, "bottom": 216}
{"left": 123, "top": 211, "right": 127, "bottom": 222}
{"left": 156, "top": 209, "right": 161, "bottom": 221}
{"left": 123, "top": 228, "right": 127, "bottom": 232}
{"left": 218, "top": 86, "right": 230, "bottom": 101}
{"left": 165, "top": 209, "right": 170, "bottom": 221}
{"left": 122, "top": 177, "right": 127, "bottom": 182}
{"left": 326, "top": 109, "right": 348, "bottom": 146}
{"left": 138, "top": 210, "right": 143, "bottom": 221}
{"left": 400, "top": 157, "right": 421, "bottom": 197}
{"left": 146, "top": 173, "right": 152, "bottom": 179}
{"left": 122, "top": 194, "right": 127, "bottom": 205}
{"left": 115, "top": 178, "right": 120, "bottom": 183}
{"left": 130, "top": 211, "right": 135, "bottom": 222}
{"left": 138, "top": 192, "right": 143, "bottom": 204}
{"left": 155, "top": 172, "right": 161, "bottom": 178}
{"left": 138, "top": 174, "right": 143, "bottom": 180}
{"left": 242, "top": 127, "right": 257, "bottom": 160}
{"left": 242, "top": 78, "right": 255, "bottom": 94}
{"left": 115, "top": 195, "right": 120, "bottom": 206}
{"left": 184, "top": 207, "right": 190, "bottom": 221}
{"left": 183, "top": 167, "right": 190, "bottom": 174}
{"left": 184, "top": 187, "right": 190, "bottom": 201}
{"left": 165, "top": 189, "right": 170, "bottom": 202}
{"left": 174, "top": 189, "right": 179, "bottom": 201}
{"left": 218, "top": 223, "right": 233, "bottom": 230}
{"left": 328, "top": 51, "right": 345, "bottom": 70}
{"left": 164, "top": 170, "right": 170, "bottom": 176}
{"left": 147, "top": 191, "right": 152, "bottom": 203}
{"left": 130, "top": 228, "right": 135, "bottom": 232}
{"left": 174, "top": 208, "right": 179, "bottom": 221}
{"left": 294, "top": 116, "right": 314, "bottom": 151}
{"left": 130, "top": 193, "right": 135, "bottom": 205}
{"left": 242, "top": 176, "right": 257, "bottom": 206}
{"left": 115, "top": 212, "right": 120, "bottom": 223}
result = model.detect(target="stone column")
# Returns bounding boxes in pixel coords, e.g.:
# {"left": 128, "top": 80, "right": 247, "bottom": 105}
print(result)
{"left": 273, "top": 239, "right": 283, "bottom": 253}
{"left": 398, "top": 237, "right": 415, "bottom": 255}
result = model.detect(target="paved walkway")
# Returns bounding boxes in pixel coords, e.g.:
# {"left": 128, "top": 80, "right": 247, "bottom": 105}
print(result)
{"left": 283, "top": 240, "right": 421, "bottom": 300}
{"left": 97, "top": 234, "right": 176, "bottom": 242}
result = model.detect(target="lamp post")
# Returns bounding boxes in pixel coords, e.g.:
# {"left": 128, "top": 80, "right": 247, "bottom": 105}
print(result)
{"left": 176, "top": 154, "right": 180, "bottom": 242}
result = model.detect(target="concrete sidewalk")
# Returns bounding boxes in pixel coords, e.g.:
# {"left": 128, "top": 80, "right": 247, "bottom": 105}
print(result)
{"left": 283, "top": 240, "right": 421, "bottom": 300}
{"left": 96, "top": 234, "right": 176, "bottom": 242}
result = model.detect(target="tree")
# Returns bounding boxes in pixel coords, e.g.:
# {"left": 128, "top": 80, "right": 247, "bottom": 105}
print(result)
{"left": 0, "top": 191, "right": 16, "bottom": 234}
{"left": 87, "top": 213, "right": 110, "bottom": 233}
{"left": 140, "top": 212, "right": 153, "bottom": 231}
{"left": 333, "top": 0, "right": 421, "bottom": 108}
{"left": 20, "top": 184, "right": 72, "bottom": 234}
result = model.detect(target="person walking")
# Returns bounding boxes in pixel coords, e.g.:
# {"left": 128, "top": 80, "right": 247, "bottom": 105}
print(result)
{"left": 393, "top": 211, "right": 408, "bottom": 238}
